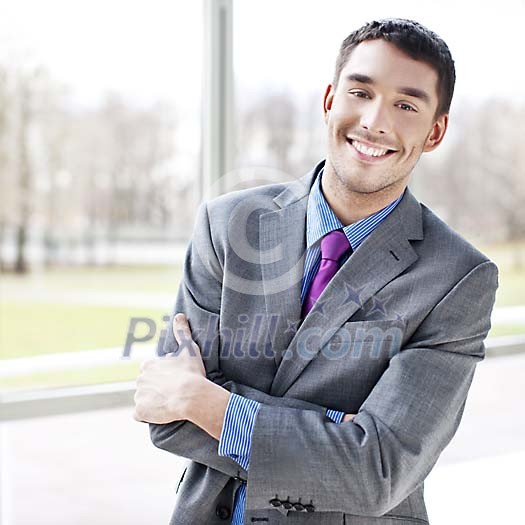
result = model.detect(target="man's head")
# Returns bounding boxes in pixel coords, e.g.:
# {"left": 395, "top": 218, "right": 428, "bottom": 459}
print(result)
{"left": 322, "top": 18, "right": 454, "bottom": 202}
{"left": 333, "top": 18, "right": 456, "bottom": 119}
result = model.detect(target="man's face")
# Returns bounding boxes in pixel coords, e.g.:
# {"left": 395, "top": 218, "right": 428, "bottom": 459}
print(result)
{"left": 323, "top": 39, "right": 448, "bottom": 195}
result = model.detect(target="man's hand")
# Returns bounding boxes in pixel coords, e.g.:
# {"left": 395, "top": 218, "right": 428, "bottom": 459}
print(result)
{"left": 343, "top": 413, "right": 356, "bottom": 423}
{"left": 133, "top": 313, "right": 207, "bottom": 424}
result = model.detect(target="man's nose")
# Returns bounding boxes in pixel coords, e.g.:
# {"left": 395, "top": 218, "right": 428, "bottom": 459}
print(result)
{"left": 359, "top": 101, "right": 392, "bottom": 135}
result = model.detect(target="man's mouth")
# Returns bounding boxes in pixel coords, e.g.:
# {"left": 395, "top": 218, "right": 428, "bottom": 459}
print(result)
{"left": 346, "top": 138, "right": 397, "bottom": 162}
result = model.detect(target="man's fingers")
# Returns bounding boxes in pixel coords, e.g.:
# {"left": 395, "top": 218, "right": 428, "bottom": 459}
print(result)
{"left": 172, "top": 313, "right": 193, "bottom": 344}
{"left": 172, "top": 313, "right": 202, "bottom": 357}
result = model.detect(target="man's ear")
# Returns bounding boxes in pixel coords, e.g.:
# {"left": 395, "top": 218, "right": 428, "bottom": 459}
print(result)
{"left": 323, "top": 84, "right": 334, "bottom": 124}
{"left": 423, "top": 113, "right": 449, "bottom": 152}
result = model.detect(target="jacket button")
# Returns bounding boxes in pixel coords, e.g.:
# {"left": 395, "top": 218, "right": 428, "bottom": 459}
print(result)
{"left": 215, "top": 505, "right": 231, "bottom": 520}
{"left": 282, "top": 500, "right": 293, "bottom": 509}
{"left": 293, "top": 503, "right": 305, "bottom": 511}
{"left": 269, "top": 498, "right": 282, "bottom": 507}
{"left": 304, "top": 504, "right": 315, "bottom": 513}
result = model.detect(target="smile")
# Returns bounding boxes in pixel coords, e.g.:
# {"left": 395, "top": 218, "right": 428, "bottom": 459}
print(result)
{"left": 347, "top": 138, "right": 397, "bottom": 162}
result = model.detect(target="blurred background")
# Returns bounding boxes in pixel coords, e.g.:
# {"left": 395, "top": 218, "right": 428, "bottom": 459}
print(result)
{"left": 1, "top": 0, "right": 524, "bottom": 524}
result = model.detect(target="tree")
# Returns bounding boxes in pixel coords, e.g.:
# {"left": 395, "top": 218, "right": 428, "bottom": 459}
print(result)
{"left": 13, "top": 71, "right": 36, "bottom": 274}
{"left": 0, "top": 66, "right": 9, "bottom": 271}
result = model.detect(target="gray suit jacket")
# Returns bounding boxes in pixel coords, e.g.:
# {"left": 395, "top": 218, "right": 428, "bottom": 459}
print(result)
{"left": 150, "top": 160, "right": 498, "bottom": 525}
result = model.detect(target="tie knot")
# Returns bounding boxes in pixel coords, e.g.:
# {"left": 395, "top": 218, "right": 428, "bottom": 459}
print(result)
{"left": 320, "top": 229, "right": 351, "bottom": 262}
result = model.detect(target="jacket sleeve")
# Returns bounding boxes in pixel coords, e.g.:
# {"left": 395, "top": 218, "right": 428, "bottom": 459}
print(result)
{"left": 217, "top": 394, "right": 345, "bottom": 471}
{"left": 148, "top": 202, "right": 344, "bottom": 479}
{"left": 244, "top": 261, "right": 498, "bottom": 517}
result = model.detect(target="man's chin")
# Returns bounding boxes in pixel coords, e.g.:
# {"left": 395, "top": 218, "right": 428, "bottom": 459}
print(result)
{"left": 335, "top": 172, "right": 390, "bottom": 195}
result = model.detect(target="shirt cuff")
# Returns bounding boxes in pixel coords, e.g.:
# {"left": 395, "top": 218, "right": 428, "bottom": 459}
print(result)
{"left": 326, "top": 408, "right": 345, "bottom": 424}
{"left": 218, "top": 393, "right": 261, "bottom": 471}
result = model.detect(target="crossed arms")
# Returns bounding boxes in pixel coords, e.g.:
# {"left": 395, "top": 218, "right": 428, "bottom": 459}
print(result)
{"left": 146, "top": 202, "right": 498, "bottom": 517}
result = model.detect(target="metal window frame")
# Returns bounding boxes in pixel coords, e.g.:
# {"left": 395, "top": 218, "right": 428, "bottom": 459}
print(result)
{"left": 200, "top": 0, "right": 234, "bottom": 201}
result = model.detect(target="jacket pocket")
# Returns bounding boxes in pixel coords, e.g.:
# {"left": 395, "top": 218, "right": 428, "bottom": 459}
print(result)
{"left": 381, "top": 516, "right": 428, "bottom": 524}
{"left": 343, "top": 514, "right": 428, "bottom": 524}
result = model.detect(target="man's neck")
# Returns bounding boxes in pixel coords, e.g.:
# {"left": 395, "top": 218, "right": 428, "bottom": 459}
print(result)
{"left": 320, "top": 169, "right": 407, "bottom": 226}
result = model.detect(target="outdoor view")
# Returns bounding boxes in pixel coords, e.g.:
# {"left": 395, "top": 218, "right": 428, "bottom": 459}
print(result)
{"left": 0, "top": 1, "right": 524, "bottom": 524}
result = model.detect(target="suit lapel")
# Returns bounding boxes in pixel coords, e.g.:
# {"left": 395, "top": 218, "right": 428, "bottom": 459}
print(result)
{"left": 259, "top": 165, "right": 320, "bottom": 367}
{"left": 269, "top": 187, "right": 424, "bottom": 397}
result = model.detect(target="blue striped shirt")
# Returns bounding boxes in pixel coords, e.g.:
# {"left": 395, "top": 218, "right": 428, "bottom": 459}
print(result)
{"left": 217, "top": 167, "right": 403, "bottom": 524}
{"left": 301, "top": 170, "right": 404, "bottom": 303}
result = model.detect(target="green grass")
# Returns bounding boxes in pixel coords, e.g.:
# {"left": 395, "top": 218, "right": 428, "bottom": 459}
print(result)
{"left": 0, "top": 265, "right": 177, "bottom": 390}
{"left": 482, "top": 241, "right": 525, "bottom": 306}
{"left": 0, "top": 264, "right": 179, "bottom": 361}
{"left": 0, "top": 264, "right": 182, "bottom": 294}
{"left": 0, "top": 361, "right": 140, "bottom": 392}
{"left": 0, "top": 302, "right": 168, "bottom": 359}
{"left": 488, "top": 324, "right": 525, "bottom": 337}
{"left": 493, "top": 268, "right": 525, "bottom": 307}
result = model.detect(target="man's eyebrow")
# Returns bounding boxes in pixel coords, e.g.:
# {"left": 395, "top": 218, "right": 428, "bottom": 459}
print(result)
{"left": 397, "top": 86, "right": 431, "bottom": 105}
{"left": 345, "top": 73, "right": 431, "bottom": 105}
{"left": 346, "top": 73, "right": 374, "bottom": 84}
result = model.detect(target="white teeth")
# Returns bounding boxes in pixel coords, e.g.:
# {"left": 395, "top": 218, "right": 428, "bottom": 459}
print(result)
{"left": 351, "top": 140, "right": 389, "bottom": 157}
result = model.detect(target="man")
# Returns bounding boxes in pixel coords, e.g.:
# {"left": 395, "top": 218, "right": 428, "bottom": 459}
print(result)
{"left": 134, "top": 18, "right": 498, "bottom": 524}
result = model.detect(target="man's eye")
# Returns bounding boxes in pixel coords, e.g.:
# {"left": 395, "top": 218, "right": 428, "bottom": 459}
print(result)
{"left": 398, "top": 103, "right": 416, "bottom": 112}
{"left": 350, "top": 91, "right": 369, "bottom": 98}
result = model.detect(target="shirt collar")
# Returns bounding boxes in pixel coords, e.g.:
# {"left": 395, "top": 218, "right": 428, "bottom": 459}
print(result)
{"left": 306, "top": 167, "right": 404, "bottom": 251}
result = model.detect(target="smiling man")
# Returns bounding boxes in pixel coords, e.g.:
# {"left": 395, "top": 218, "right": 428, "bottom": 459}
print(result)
{"left": 323, "top": 37, "right": 448, "bottom": 223}
{"left": 134, "top": 18, "right": 498, "bottom": 525}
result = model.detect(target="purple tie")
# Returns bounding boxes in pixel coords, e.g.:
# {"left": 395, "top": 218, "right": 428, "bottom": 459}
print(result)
{"left": 302, "top": 230, "right": 351, "bottom": 317}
